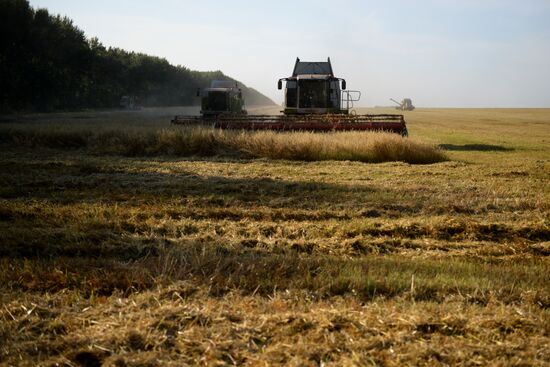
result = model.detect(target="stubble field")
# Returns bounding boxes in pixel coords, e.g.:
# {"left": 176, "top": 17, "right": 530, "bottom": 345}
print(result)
{"left": 0, "top": 107, "right": 549, "bottom": 366}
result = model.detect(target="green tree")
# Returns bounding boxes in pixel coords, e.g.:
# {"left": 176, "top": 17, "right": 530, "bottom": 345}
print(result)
{"left": 0, "top": 0, "right": 275, "bottom": 112}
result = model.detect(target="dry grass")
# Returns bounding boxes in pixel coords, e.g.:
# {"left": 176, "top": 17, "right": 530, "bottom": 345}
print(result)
{"left": 2, "top": 281, "right": 549, "bottom": 366}
{"left": 0, "top": 107, "right": 549, "bottom": 366}
{"left": 232, "top": 130, "right": 446, "bottom": 164}
{"left": 0, "top": 125, "right": 447, "bottom": 164}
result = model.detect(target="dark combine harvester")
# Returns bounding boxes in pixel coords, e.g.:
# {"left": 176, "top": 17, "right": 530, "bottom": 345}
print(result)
{"left": 172, "top": 58, "right": 408, "bottom": 136}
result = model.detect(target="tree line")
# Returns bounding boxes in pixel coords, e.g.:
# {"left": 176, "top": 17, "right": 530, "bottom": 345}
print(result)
{"left": 0, "top": 0, "right": 274, "bottom": 113}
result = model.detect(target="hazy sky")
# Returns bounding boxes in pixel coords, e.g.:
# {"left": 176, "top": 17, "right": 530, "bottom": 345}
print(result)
{"left": 30, "top": 0, "right": 550, "bottom": 107}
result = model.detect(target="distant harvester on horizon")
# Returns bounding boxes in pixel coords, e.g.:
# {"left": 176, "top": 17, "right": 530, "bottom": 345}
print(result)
{"left": 390, "top": 98, "right": 415, "bottom": 111}
{"left": 172, "top": 57, "right": 409, "bottom": 136}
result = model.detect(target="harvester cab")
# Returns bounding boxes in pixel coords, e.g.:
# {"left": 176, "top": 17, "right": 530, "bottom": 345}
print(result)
{"left": 278, "top": 58, "right": 360, "bottom": 115}
{"left": 197, "top": 80, "right": 247, "bottom": 116}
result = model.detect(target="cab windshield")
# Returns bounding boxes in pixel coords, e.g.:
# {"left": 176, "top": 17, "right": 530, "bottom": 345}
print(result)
{"left": 298, "top": 80, "right": 327, "bottom": 108}
{"left": 204, "top": 91, "right": 228, "bottom": 111}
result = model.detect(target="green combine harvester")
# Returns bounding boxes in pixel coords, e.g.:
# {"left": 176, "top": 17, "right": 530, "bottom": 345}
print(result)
{"left": 173, "top": 58, "right": 408, "bottom": 136}
{"left": 196, "top": 80, "right": 247, "bottom": 117}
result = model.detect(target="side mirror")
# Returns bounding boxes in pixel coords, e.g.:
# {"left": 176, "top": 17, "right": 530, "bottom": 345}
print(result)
{"left": 341, "top": 80, "right": 346, "bottom": 90}
{"left": 238, "top": 90, "right": 242, "bottom": 99}
{"left": 278, "top": 80, "right": 282, "bottom": 90}
{"left": 196, "top": 88, "right": 200, "bottom": 97}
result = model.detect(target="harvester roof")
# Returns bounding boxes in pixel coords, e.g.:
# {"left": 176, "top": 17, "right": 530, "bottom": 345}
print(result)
{"left": 203, "top": 88, "right": 236, "bottom": 92}
{"left": 296, "top": 74, "right": 331, "bottom": 80}
{"left": 210, "top": 80, "right": 239, "bottom": 89}
{"left": 292, "top": 57, "right": 334, "bottom": 77}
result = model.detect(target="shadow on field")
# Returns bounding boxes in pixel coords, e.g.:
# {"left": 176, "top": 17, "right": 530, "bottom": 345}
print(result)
{"left": 2, "top": 159, "right": 548, "bottom": 263}
{"left": 4, "top": 243, "right": 549, "bottom": 307}
{"left": 0, "top": 160, "right": 381, "bottom": 212}
{"left": 438, "top": 144, "right": 513, "bottom": 152}
{"left": 0, "top": 170, "right": 383, "bottom": 258}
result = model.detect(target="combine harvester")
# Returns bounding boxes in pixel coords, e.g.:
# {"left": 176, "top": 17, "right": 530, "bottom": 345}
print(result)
{"left": 172, "top": 58, "right": 408, "bottom": 136}
{"left": 390, "top": 98, "right": 415, "bottom": 111}
{"left": 194, "top": 80, "right": 247, "bottom": 117}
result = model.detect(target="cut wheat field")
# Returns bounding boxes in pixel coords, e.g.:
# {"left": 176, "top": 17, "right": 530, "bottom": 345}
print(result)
{"left": 0, "top": 107, "right": 549, "bottom": 366}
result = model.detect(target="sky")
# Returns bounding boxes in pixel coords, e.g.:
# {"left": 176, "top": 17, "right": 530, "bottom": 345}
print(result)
{"left": 30, "top": 0, "right": 550, "bottom": 107}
